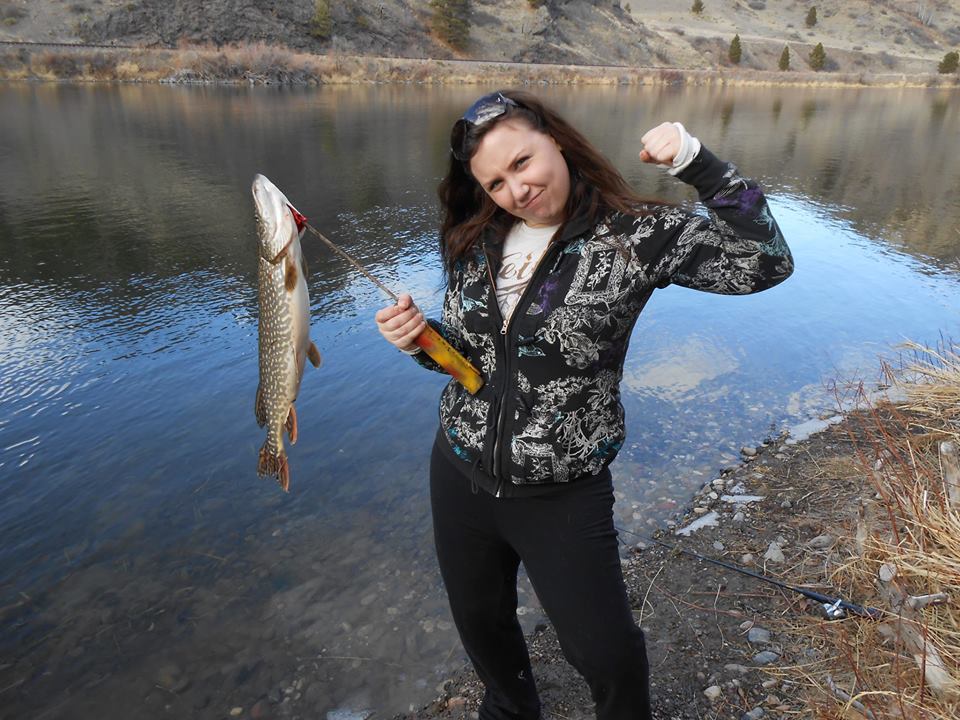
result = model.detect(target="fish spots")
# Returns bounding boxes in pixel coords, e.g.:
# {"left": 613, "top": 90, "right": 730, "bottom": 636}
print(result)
{"left": 254, "top": 175, "right": 321, "bottom": 493}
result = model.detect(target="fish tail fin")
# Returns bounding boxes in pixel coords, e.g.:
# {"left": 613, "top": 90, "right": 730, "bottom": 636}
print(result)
{"left": 258, "top": 444, "right": 290, "bottom": 493}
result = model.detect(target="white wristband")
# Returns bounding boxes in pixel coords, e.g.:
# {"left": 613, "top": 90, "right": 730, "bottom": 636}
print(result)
{"left": 400, "top": 345, "right": 422, "bottom": 355}
{"left": 667, "top": 122, "right": 702, "bottom": 176}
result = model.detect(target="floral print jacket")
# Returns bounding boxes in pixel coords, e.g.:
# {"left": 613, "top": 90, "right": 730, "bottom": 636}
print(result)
{"left": 415, "top": 147, "right": 794, "bottom": 497}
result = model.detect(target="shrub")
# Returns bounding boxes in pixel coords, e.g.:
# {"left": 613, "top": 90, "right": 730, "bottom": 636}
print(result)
{"left": 728, "top": 34, "right": 742, "bottom": 64}
{"left": 86, "top": 52, "right": 118, "bottom": 78}
{"left": 938, "top": 50, "right": 959, "bottom": 74}
{"left": 778, "top": 45, "right": 790, "bottom": 71}
{"left": 430, "top": 0, "right": 470, "bottom": 51}
{"left": 36, "top": 52, "right": 82, "bottom": 78}
{"left": 805, "top": 6, "right": 817, "bottom": 28}
{"left": 311, "top": 0, "right": 332, "bottom": 41}
{"left": 199, "top": 52, "right": 240, "bottom": 79}
{"left": 0, "top": 2, "right": 27, "bottom": 23}
{"left": 116, "top": 61, "right": 140, "bottom": 79}
{"left": 691, "top": 0, "right": 704, "bottom": 15}
{"left": 809, "top": 42, "right": 826, "bottom": 71}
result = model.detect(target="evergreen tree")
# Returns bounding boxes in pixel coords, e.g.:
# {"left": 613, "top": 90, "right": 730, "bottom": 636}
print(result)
{"left": 311, "top": 0, "right": 332, "bottom": 40}
{"left": 938, "top": 50, "right": 959, "bottom": 74}
{"left": 691, "top": 0, "right": 704, "bottom": 15}
{"left": 805, "top": 6, "right": 817, "bottom": 28}
{"left": 431, "top": 0, "right": 471, "bottom": 51}
{"left": 778, "top": 45, "right": 790, "bottom": 71}
{"left": 809, "top": 42, "right": 826, "bottom": 71}
{"left": 728, "top": 34, "right": 742, "bottom": 64}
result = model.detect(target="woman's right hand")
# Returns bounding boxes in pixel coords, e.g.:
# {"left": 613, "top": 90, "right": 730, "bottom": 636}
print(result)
{"left": 375, "top": 293, "right": 427, "bottom": 352}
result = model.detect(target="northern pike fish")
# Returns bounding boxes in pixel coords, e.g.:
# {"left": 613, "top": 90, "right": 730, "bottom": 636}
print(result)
{"left": 253, "top": 174, "right": 321, "bottom": 491}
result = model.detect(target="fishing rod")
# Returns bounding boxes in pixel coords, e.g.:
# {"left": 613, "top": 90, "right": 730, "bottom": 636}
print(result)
{"left": 300, "top": 219, "right": 484, "bottom": 395}
{"left": 615, "top": 525, "right": 884, "bottom": 620}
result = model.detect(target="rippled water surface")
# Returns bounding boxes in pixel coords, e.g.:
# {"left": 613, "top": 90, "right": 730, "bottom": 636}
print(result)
{"left": 1, "top": 83, "right": 959, "bottom": 718}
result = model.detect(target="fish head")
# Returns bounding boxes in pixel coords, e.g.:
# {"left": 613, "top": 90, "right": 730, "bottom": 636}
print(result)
{"left": 252, "top": 174, "right": 306, "bottom": 262}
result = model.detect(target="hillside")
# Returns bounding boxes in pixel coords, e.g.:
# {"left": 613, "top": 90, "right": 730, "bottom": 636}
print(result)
{"left": 1, "top": 0, "right": 959, "bottom": 75}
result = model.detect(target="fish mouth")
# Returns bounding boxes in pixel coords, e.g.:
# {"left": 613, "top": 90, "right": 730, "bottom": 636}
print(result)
{"left": 252, "top": 174, "right": 282, "bottom": 226}
{"left": 252, "top": 174, "right": 297, "bottom": 259}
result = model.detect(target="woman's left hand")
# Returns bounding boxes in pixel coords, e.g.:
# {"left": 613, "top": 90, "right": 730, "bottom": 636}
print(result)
{"left": 639, "top": 122, "right": 682, "bottom": 166}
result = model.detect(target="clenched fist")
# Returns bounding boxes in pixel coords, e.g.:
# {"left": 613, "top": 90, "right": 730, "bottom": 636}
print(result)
{"left": 639, "top": 122, "right": 682, "bottom": 166}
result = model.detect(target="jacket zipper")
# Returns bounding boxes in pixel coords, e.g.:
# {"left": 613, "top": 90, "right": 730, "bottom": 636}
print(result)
{"left": 483, "top": 257, "right": 506, "bottom": 496}
{"left": 485, "top": 241, "right": 560, "bottom": 497}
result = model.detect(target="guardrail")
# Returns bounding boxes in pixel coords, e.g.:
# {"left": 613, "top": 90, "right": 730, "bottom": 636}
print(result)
{"left": 0, "top": 40, "right": 135, "bottom": 50}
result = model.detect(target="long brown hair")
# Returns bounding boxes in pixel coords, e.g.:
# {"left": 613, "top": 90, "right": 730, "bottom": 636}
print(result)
{"left": 437, "top": 90, "right": 667, "bottom": 278}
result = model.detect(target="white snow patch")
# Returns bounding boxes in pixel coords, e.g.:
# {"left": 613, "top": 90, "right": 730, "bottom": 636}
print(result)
{"left": 675, "top": 511, "right": 720, "bottom": 536}
{"left": 786, "top": 415, "right": 843, "bottom": 444}
{"left": 327, "top": 710, "right": 374, "bottom": 720}
{"left": 720, "top": 494, "right": 765, "bottom": 504}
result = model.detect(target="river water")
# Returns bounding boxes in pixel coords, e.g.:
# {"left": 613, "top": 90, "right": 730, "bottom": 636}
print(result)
{"left": 1, "top": 83, "right": 958, "bottom": 718}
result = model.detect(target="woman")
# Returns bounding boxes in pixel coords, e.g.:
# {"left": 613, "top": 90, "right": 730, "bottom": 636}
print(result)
{"left": 376, "top": 90, "right": 793, "bottom": 720}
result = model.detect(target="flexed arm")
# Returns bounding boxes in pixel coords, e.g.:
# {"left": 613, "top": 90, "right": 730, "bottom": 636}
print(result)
{"left": 635, "top": 123, "right": 794, "bottom": 295}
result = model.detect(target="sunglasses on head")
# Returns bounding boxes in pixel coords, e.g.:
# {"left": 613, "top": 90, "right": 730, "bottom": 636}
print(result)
{"left": 450, "top": 92, "right": 519, "bottom": 162}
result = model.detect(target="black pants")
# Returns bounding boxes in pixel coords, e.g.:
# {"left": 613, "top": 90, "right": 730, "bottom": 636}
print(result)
{"left": 430, "top": 442, "right": 651, "bottom": 720}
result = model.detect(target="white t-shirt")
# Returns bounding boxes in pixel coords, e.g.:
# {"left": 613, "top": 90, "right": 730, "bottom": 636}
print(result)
{"left": 495, "top": 221, "right": 560, "bottom": 322}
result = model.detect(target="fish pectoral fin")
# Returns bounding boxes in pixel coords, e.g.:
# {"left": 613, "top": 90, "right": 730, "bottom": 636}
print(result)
{"left": 254, "top": 384, "right": 267, "bottom": 427}
{"left": 284, "top": 256, "right": 298, "bottom": 292}
{"left": 285, "top": 405, "right": 298, "bottom": 445}
{"left": 307, "top": 342, "right": 322, "bottom": 368}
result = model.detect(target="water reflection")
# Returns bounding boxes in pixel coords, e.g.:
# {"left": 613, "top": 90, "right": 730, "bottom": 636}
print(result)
{"left": 0, "top": 83, "right": 959, "bottom": 719}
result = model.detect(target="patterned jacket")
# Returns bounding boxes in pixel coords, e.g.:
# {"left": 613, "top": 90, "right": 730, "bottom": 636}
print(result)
{"left": 415, "top": 147, "right": 793, "bottom": 496}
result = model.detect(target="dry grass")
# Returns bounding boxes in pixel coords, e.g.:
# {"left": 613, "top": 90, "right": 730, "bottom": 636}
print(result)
{"left": 777, "top": 343, "right": 960, "bottom": 719}
{"left": 894, "top": 343, "right": 960, "bottom": 433}
{"left": 1, "top": 43, "right": 959, "bottom": 87}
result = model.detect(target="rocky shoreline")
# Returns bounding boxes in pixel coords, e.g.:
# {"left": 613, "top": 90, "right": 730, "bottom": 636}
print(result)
{"left": 1, "top": 45, "right": 958, "bottom": 88}
{"left": 387, "top": 411, "right": 877, "bottom": 720}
